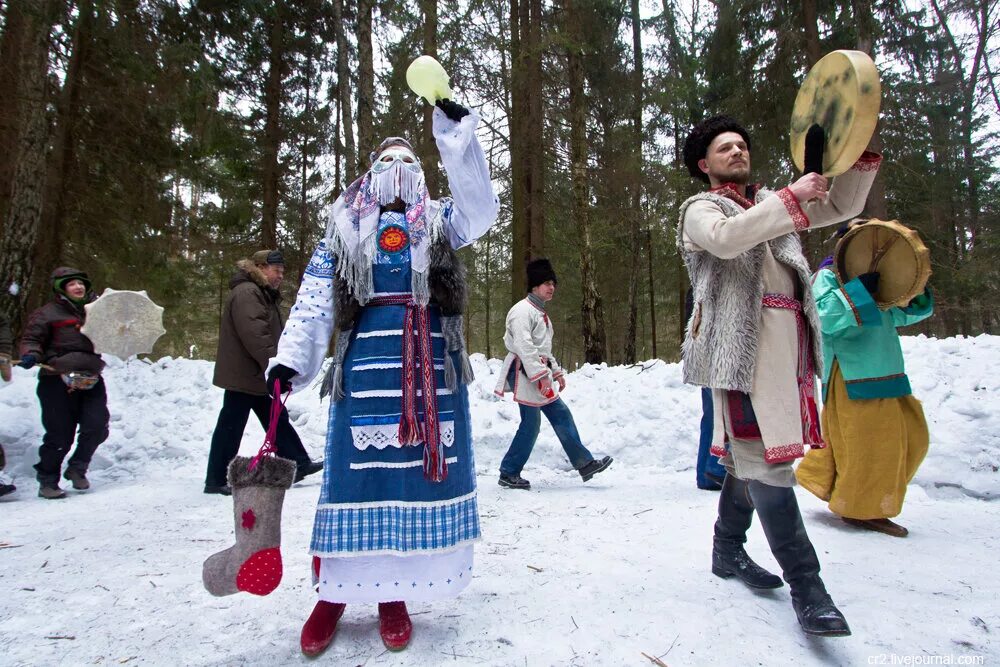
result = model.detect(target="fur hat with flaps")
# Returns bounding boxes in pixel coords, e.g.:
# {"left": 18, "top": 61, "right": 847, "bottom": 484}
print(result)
{"left": 683, "top": 115, "right": 752, "bottom": 183}
{"left": 526, "top": 258, "right": 557, "bottom": 291}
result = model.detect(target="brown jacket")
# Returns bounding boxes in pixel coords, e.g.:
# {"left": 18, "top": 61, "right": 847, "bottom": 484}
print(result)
{"left": 213, "top": 260, "right": 284, "bottom": 395}
{"left": 20, "top": 296, "right": 105, "bottom": 376}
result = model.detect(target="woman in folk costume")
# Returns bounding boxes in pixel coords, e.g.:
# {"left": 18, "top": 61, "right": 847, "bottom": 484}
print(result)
{"left": 266, "top": 98, "right": 499, "bottom": 656}
{"left": 797, "top": 222, "right": 933, "bottom": 537}
{"left": 678, "top": 115, "right": 882, "bottom": 637}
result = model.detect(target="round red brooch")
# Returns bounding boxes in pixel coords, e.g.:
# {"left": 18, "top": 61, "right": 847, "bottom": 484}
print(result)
{"left": 378, "top": 225, "right": 409, "bottom": 254}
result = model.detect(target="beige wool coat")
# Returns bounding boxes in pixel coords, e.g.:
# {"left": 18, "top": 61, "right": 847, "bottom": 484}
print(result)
{"left": 681, "top": 155, "right": 881, "bottom": 459}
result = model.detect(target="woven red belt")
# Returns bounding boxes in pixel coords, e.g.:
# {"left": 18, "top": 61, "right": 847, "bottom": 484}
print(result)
{"left": 762, "top": 293, "right": 821, "bottom": 445}
{"left": 367, "top": 295, "right": 446, "bottom": 482}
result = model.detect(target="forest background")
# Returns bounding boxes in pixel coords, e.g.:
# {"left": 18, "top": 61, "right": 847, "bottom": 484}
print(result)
{"left": 0, "top": 0, "right": 996, "bottom": 369}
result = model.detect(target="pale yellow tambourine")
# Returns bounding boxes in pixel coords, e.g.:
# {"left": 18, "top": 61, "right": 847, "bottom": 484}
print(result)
{"left": 790, "top": 50, "right": 881, "bottom": 176}
{"left": 406, "top": 55, "right": 453, "bottom": 105}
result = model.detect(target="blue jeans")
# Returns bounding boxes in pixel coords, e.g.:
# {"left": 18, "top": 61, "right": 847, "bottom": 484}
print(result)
{"left": 500, "top": 398, "right": 595, "bottom": 476}
{"left": 696, "top": 387, "right": 727, "bottom": 488}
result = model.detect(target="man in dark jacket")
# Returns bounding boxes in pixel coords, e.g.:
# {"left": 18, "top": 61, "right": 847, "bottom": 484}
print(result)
{"left": 1, "top": 310, "right": 14, "bottom": 497}
{"left": 205, "top": 250, "right": 322, "bottom": 495}
{"left": 19, "top": 267, "right": 109, "bottom": 499}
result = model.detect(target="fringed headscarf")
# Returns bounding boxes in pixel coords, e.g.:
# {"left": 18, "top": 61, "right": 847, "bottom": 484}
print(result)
{"left": 324, "top": 137, "right": 444, "bottom": 305}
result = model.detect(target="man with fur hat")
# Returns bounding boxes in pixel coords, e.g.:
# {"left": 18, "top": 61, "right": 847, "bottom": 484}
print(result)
{"left": 265, "top": 98, "right": 499, "bottom": 655}
{"left": 494, "top": 258, "right": 613, "bottom": 490}
{"left": 678, "top": 115, "right": 881, "bottom": 637}
{"left": 205, "top": 249, "right": 322, "bottom": 496}
{"left": 19, "top": 267, "right": 109, "bottom": 499}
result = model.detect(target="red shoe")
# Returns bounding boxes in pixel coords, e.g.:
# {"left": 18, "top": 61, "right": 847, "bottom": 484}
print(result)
{"left": 300, "top": 601, "right": 346, "bottom": 657}
{"left": 378, "top": 601, "right": 412, "bottom": 651}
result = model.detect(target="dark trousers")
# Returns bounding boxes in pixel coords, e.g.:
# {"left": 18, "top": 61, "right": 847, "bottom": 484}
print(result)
{"left": 34, "top": 374, "right": 110, "bottom": 483}
{"left": 205, "top": 389, "right": 311, "bottom": 487}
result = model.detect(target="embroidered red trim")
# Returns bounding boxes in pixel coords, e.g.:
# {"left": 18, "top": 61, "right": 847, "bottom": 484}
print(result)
{"left": 776, "top": 188, "right": 810, "bottom": 231}
{"left": 710, "top": 184, "right": 755, "bottom": 210}
{"left": 851, "top": 151, "right": 882, "bottom": 173}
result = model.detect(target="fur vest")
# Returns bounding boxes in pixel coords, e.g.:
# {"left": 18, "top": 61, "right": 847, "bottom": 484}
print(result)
{"left": 676, "top": 190, "right": 823, "bottom": 393}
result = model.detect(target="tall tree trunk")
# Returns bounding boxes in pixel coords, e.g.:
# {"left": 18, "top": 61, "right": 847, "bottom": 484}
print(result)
{"left": 510, "top": 0, "right": 545, "bottom": 301}
{"left": 297, "top": 24, "right": 315, "bottom": 285}
{"left": 261, "top": 1, "right": 285, "bottom": 248}
{"left": 333, "top": 0, "right": 356, "bottom": 177}
{"left": 357, "top": 0, "right": 375, "bottom": 170}
{"left": 29, "top": 0, "right": 94, "bottom": 313}
{"left": 0, "top": 0, "right": 54, "bottom": 331}
{"left": 624, "top": 0, "right": 643, "bottom": 363}
{"left": 566, "top": 0, "right": 607, "bottom": 364}
{"left": 420, "top": 0, "right": 440, "bottom": 195}
{"left": 0, "top": 1, "right": 27, "bottom": 235}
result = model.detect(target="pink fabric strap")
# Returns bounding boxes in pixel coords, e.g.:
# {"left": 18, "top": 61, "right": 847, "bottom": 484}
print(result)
{"left": 368, "top": 295, "right": 447, "bottom": 482}
{"left": 248, "top": 380, "right": 289, "bottom": 471}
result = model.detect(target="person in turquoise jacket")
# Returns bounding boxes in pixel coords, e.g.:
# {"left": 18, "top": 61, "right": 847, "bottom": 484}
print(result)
{"left": 797, "top": 230, "right": 933, "bottom": 538}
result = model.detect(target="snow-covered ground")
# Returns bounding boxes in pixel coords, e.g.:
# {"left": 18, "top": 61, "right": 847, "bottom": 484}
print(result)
{"left": 1, "top": 335, "right": 997, "bottom": 666}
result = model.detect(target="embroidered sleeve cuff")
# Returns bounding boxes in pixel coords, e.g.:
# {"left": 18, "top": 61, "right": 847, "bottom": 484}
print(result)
{"left": 526, "top": 368, "right": 549, "bottom": 382}
{"left": 850, "top": 151, "right": 882, "bottom": 173}
{"left": 776, "top": 187, "right": 810, "bottom": 231}
{"left": 842, "top": 278, "right": 882, "bottom": 326}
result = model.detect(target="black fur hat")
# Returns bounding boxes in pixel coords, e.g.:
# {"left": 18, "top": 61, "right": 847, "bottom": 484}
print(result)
{"left": 683, "top": 115, "right": 751, "bottom": 183}
{"left": 526, "top": 258, "right": 557, "bottom": 291}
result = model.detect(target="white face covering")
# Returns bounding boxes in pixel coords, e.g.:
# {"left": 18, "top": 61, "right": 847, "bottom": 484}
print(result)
{"left": 369, "top": 145, "right": 425, "bottom": 205}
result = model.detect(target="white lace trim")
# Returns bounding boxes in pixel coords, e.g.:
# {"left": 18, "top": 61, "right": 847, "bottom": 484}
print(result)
{"left": 350, "top": 421, "right": 456, "bottom": 451}
{"left": 349, "top": 456, "right": 458, "bottom": 470}
{"left": 352, "top": 362, "right": 444, "bottom": 371}
{"left": 351, "top": 388, "right": 452, "bottom": 398}
{"left": 356, "top": 329, "right": 445, "bottom": 339}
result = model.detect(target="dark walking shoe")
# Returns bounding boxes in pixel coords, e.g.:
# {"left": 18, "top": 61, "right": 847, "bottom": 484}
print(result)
{"left": 498, "top": 474, "right": 530, "bottom": 490}
{"left": 578, "top": 456, "right": 613, "bottom": 482}
{"left": 294, "top": 460, "right": 324, "bottom": 484}
{"left": 0, "top": 482, "right": 16, "bottom": 498}
{"left": 842, "top": 516, "right": 908, "bottom": 538}
{"left": 64, "top": 468, "right": 90, "bottom": 490}
{"left": 203, "top": 484, "right": 232, "bottom": 496}
{"left": 793, "top": 586, "right": 852, "bottom": 637}
{"left": 39, "top": 484, "right": 67, "bottom": 500}
{"left": 300, "top": 600, "right": 347, "bottom": 657}
{"left": 712, "top": 547, "right": 784, "bottom": 589}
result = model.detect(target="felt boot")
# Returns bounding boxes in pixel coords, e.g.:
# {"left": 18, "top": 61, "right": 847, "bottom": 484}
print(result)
{"left": 748, "top": 480, "right": 851, "bottom": 637}
{"left": 202, "top": 454, "right": 295, "bottom": 596}
{"left": 378, "top": 601, "right": 413, "bottom": 651}
{"left": 300, "top": 600, "right": 346, "bottom": 657}
{"left": 64, "top": 466, "right": 90, "bottom": 490}
{"left": 711, "top": 474, "right": 783, "bottom": 589}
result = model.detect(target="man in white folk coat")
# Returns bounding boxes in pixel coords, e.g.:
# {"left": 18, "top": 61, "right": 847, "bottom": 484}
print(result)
{"left": 494, "top": 259, "right": 613, "bottom": 490}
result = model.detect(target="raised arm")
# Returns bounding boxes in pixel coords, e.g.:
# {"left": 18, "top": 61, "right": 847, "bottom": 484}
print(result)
{"left": 811, "top": 268, "right": 883, "bottom": 335}
{"left": 432, "top": 107, "right": 500, "bottom": 249}
{"left": 267, "top": 240, "right": 337, "bottom": 393}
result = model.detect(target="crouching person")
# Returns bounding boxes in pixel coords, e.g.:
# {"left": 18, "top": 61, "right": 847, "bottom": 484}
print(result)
{"left": 19, "top": 267, "right": 109, "bottom": 499}
{"left": 494, "top": 259, "right": 612, "bottom": 490}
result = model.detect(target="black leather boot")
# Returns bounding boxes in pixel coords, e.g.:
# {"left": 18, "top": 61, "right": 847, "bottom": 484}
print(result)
{"left": 747, "top": 480, "right": 851, "bottom": 637}
{"left": 712, "top": 474, "right": 783, "bottom": 589}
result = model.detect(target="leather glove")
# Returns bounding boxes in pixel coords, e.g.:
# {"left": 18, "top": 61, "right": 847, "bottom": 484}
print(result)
{"left": 0, "top": 355, "right": 11, "bottom": 382}
{"left": 857, "top": 272, "right": 880, "bottom": 296}
{"left": 267, "top": 364, "right": 297, "bottom": 396}
{"left": 537, "top": 376, "right": 555, "bottom": 400}
{"left": 17, "top": 354, "right": 37, "bottom": 370}
{"left": 436, "top": 99, "right": 470, "bottom": 122}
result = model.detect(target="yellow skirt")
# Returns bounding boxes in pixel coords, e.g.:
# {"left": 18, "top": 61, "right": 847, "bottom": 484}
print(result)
{"left": 796, "top": 362, "right": 929, "bottom": 519}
